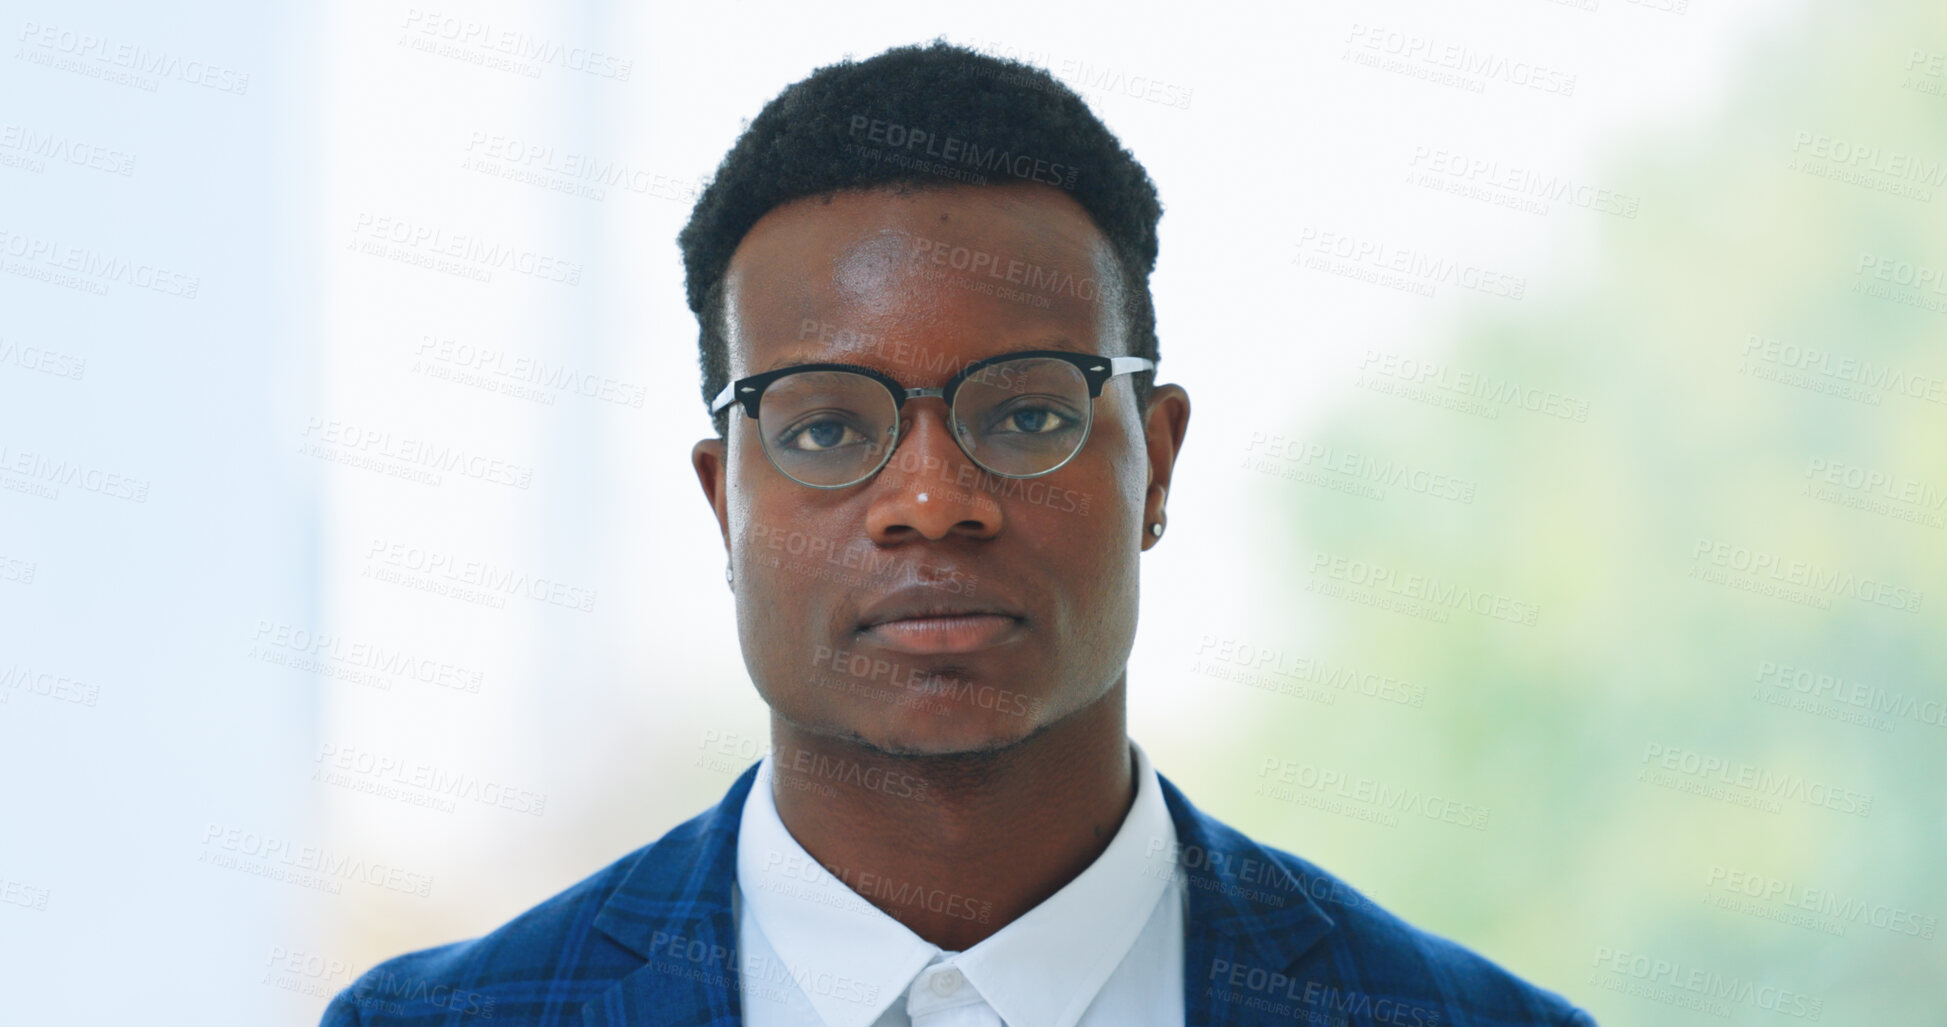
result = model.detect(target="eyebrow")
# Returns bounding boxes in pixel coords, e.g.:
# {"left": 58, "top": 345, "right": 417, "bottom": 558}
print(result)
{"left": 758, "top": 338, "right": 1095, "bottom": 376}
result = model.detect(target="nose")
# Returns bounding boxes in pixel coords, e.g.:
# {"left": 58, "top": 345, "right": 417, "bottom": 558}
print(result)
{"left": 863, "top": 399, "right": 1003, "bottom": 542}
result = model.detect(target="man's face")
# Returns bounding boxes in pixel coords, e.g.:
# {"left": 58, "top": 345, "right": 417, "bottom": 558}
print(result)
{"left": 692, "top": 183, "right": 1187, "bottom": 757}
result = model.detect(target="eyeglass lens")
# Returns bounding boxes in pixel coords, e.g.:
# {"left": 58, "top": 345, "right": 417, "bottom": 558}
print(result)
{"left": 757, "top": 357, "right": 1092, "bottom": 487}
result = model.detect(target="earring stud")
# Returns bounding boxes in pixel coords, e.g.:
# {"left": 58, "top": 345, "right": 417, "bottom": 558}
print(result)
{"left": 1150, "top": 522, "right": 1164, "bottom": 537}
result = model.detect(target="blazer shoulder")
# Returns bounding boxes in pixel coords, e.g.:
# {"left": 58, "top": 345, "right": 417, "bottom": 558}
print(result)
{"left": 1239, "top": 835, "right": 1598, "bottom": 1027}
{"left": 320, "top": 797, "right": 731, "bottom": 1026}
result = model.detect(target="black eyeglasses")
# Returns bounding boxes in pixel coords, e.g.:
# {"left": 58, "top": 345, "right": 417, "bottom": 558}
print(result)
{"left": 709, "top": 349, "right": 1156, "bottom": 489}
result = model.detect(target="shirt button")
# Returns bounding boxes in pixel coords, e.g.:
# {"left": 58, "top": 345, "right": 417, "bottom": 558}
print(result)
{"left": 929, "top": 967, "right": 964, "bottom": 995}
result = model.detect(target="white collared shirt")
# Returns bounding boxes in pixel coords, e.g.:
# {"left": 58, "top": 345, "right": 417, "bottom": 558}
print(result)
{"left": 733, "top": 739, "right": 1186, "bottom": 1027}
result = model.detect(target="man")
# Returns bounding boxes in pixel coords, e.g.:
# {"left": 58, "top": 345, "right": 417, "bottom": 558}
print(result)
{"left": 325, "top": 41, "right": 1597, "bottom": 1026}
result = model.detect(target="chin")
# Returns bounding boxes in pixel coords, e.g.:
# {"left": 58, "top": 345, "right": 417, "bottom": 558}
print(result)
{"left": 810, "top": 699, "right": 1046, "bottom": 761}
{"left": 853, "top": 724, "right": 1035, "bottom": 762}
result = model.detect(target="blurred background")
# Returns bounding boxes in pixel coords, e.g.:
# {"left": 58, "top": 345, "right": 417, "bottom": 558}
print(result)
{"left": 2, "top": 0, "right": 1942, "bottom": 1022}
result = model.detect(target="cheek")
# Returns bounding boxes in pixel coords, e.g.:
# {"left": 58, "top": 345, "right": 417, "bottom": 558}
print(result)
{"left": 725, "top": 473, "right": 799, "bottom": 596}
{"left": 1090, "top": 409, "right": 1152, "bottom": 528}
{"left": 1037, "top": 418, "right": 1146, "bottom": 601}
{"left": 726, "top": 436, "right": 797, "bottom": 563}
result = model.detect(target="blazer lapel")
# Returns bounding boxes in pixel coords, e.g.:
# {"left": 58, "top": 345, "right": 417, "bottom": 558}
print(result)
{"left": 572, "top": 760, "right": 1337, "bottom": 1026}
{"left": 580, "top": 761, "right": 761, "bottom": 1027}
{"left": 1156, "top": 772, "right": 1339, "bottom": 1027}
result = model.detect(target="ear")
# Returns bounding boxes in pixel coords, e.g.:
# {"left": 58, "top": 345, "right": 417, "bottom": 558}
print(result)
{"left": 1139, "top": 384, "right": 1190, "bottom": 552}
{"left": 692, "top": 437, "right": 731, "bottom": 549}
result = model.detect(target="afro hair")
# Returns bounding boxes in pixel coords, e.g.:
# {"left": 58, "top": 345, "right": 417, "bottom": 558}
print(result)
{"left": 677, "top": 40, "right": 1165, "bottom": 438}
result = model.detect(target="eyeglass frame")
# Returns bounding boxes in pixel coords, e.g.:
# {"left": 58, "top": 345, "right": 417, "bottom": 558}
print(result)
{"left": 708, "top": 348, "right": 1158, "bottom": 489}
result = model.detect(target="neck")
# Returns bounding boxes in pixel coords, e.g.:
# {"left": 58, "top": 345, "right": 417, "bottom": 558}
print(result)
{"left": 767, "top": 676, "right": 1135, "bottom": 951}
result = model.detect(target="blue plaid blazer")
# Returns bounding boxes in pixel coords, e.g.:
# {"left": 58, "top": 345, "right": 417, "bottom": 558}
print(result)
{"left": 323, "top": 761, "right": 1597, "bottom": 1026}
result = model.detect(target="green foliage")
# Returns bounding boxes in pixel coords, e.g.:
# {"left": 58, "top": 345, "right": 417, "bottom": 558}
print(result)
{"left": 1235, "top": 3, "right": 1946, "bottom": 1020}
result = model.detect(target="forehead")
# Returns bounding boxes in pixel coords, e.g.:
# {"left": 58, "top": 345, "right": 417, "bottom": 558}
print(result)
{"left": 722, "top": 184, "right": 1124, "bottom": 382}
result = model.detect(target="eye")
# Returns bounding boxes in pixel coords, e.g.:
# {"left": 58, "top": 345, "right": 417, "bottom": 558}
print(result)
{"left": 989, "top": 402, "right": 1077, "bottom": 435}
{"left": 778, "top": 416, "right": 870, "bottom": 452}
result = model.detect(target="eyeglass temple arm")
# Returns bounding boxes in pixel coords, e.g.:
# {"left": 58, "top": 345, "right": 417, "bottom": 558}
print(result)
{"left": 1097, "top": 356, "right": 1156, "bottom": 391}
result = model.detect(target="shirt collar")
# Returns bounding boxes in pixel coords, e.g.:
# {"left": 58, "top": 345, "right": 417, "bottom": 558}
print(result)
{"left": 735, "top": 738, "right": 1178, "bottom": 1027}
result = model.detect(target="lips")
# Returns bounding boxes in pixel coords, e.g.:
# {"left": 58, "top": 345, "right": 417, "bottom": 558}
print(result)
{"left": 855, "top": 586, "right": 1023, "bottom": 655}
{"left": 862, "top": 614, "right": 1020, "bottom": 655}
{"left": 855, "top": 586, "right": 1021, "bottom": 629}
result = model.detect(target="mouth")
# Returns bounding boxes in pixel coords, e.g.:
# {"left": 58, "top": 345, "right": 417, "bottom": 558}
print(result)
{"left": 857, "top": 613, "right": 1023, "bottom": 655}
{"left": 854, "top": 580, "right": 1026, "bottom": 656}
